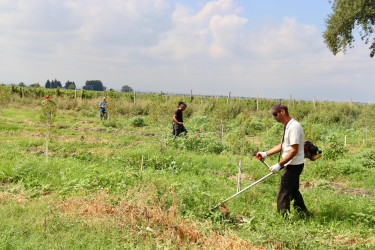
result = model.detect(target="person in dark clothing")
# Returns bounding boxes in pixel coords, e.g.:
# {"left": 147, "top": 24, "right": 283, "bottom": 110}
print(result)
{"left": 256, "top": 103, "right": 308, "bottom": 218}
{"left": 172, "top": 101, "right": 187, "bottom": 137}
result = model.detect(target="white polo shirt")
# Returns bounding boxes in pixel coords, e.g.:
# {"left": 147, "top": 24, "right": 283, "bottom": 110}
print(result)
{"left": 282, "top": 118, "right": 305, "bottom": 166}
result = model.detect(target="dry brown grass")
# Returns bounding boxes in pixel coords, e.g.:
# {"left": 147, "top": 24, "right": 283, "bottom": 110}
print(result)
{"left": 46, "top": 185, "right": 265, "bottom": 249}
{"left": 0, "top": 191, "right": 29, "bottom": 204}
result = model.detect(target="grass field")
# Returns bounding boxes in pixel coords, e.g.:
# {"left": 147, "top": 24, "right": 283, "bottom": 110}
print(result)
{"left": 0, "top": 91, "right": 374, "bottom": 249}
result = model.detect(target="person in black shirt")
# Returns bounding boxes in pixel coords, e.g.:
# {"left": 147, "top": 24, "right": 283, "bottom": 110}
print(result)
{"left": 172, "top": 101, "right": 187, "bottom": 137}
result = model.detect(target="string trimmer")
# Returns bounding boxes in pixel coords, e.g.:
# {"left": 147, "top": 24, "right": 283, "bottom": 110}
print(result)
{"left": 211, "top": 151, "right": 275, "bottom": 210}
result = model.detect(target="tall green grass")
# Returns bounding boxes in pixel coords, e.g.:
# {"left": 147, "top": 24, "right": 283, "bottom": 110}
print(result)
{"left": 0, "top": 87, "right": 374, "bottom": 248}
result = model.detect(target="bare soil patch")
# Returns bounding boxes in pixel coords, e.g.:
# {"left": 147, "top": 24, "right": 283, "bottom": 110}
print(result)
{"left": 77, "top": 121, "right": 95, "bottom": 124}
{"left": 301, "top": 181, "right": 375, "bottom": 197}
{"left": 73, "top": 127, "right": 106, "bottom": 132}
{"left": 57, "top": 124, "right": 69, "bottom": 129}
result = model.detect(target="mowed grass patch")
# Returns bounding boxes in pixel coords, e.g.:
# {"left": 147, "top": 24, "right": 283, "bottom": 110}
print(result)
{"left": 0, "top": 188, "right": 259, "bottom": 249}
{"left": 0, "top": 101, "right": 375, "bottom": 249}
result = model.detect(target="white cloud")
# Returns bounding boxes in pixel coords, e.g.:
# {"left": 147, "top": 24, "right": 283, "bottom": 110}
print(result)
{"left": 144, "top": 0, "right": 245, "bottom": 60}
{"left": 0, "top": 0, "right": 373, "bottom": 102}
{"left": 194, "top": 0, "right": 241, "bottom": 24}
{"left": 74, "top": 0, "right": 175, "bottom": 48}
{"left": 209, "top": 14, "right": 248, "bottom": 58}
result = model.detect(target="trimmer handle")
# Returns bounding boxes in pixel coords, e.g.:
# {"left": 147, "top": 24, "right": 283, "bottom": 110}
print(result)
{"left": 253, "top": 150, "right": 264, "bottom": 162}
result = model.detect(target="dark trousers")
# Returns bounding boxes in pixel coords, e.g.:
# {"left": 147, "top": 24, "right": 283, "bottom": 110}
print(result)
{"left": 172, "top": 123, "right": 187, "bottom": 137}
{"left": 277, "top": 164, "right": 308, "bottom": 216}
{"left": 100, "top": 109, "right": 107, "bottom": 120}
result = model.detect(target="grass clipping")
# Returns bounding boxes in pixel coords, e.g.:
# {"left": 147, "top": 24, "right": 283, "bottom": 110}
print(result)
{"left": 47, "top": 184, "right": 259, "bottom": 249}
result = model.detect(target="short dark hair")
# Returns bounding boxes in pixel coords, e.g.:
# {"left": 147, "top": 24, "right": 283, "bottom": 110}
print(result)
{"left": 269, "top": 103, "right": 288, "bottom": 115}
{"left": 178, "top": 101, "right": 187, "bottom": 108}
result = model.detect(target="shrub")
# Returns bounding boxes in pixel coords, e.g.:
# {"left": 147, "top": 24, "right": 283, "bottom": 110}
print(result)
{"left": 130, "top": 116, "right": 147, "bottom": 127}
{"left": 323, "top": 134, "right": 347, "bottom": 160}
{"left": 144, "top": 155, "right": 180, "bottom": 172}
{"left": 351, "top": 148, "right": 375, "bottom": 168}
{"left": 166, "top": 133, "right": 226, "bottom": 154}
{"left": 186, "top": 116, "right": 210, "bottom": 132}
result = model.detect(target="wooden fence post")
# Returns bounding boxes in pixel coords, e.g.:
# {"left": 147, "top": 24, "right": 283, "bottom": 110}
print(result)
{"left": 227, "top": 92, "right": 231, "bottom": 104}
{"left": 313, "top": 96, "right": 316, "bottom": 109}
{"left": 46, "top": 139, "right": 49, "bottom": 163}
{"left": 237, "top": 159, "right": 242, "bottom": 192}
{"left": 140, "top": 155, "right": 144, "bottom": 173}
{"left": 256, "top": 94, "right": 259, "bottom": 111}
{"left": 289, "top": 94, "right": 292, "bottom": 108}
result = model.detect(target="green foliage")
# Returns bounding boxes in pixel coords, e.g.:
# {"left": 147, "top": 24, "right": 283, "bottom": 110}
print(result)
{"left": 45, "top": 80, "right": 51, "bottom": 88}
{"left": 352, "top": 207, "right": 375, "bottom": 226}
{"left": 0, "top": 86, "right": 375, "bottom": 249}
{"left": 165, "top": 133, "right": 227, "bottom": 154}
{"left": 0, "top": 86, "right": 11, "bottom": 109}
{"left": 121, "top": 85, "right": 133, "bottom": 92}
{"left": 64, "top": 81, "right": 76, "bottom": 90}
{"left": 186, "top": 116, "right": 210, "bottom": 132}
{"left": 83, "top": 80, "right": 106, "bottom": 91}
{"left": 45, "top": 79, "right": 62, "bottom": 89}
{"left": 129, "top": 116, "right": 147, "bottom": 127}
{"left": 144, "top": 155, "right": 180, "bottom": 172}
{"left": 40, "top": 98, "right": 57, "bottom": 125}
{"left": 29, "top": 83, "right": 40, "bottom": 88}
{"left": 324, "top": 0, "right": 375, "bottom": 57}
{"left": 305, "top": 102, "right": 358, "bottom": 126}
{"left": 323, "top": 134, "right": 348, "bottom": 160}
{"left": 40, "top": 97, "right": 57, "bottom": 139}
{"left": 351, "top": 148, "right": 375, "bottom": 168}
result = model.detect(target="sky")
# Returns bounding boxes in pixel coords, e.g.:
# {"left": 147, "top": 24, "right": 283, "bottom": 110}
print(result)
{"left": 0, "top": 0, "right": 374, "bottom": 103}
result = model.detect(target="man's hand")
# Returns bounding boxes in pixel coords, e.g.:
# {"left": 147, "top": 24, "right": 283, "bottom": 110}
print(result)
{"left": 256, "top": 152, "right": 267, "bottom": 159}
{"left": 269, "top": 163, "right": 282, "bottom": 173}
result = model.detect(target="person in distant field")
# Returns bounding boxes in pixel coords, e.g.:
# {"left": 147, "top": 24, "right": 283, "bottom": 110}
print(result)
{"left": 256, "top": 103, "right": 309, "bottom": 218}
{"left": 172, "top": 101, "right": 187, "bottom": 137}
{"left": 99, "top": 97, "right": 107, "bottom": 120}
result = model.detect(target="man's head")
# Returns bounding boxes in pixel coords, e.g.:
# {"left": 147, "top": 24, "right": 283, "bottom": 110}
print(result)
{"left": 178, "top": 101, "right": 187, "bottom": 111}
{"left": 103, "top": 97, "right": 106, "bottom": 101}
{"left": 269, "top": 103, "right": 290, "bottom": 123}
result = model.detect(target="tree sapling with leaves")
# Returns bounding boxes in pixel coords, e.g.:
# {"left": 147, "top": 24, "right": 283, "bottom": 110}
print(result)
{"left": 40, "top": 96, "right": 56, "bottom": 139}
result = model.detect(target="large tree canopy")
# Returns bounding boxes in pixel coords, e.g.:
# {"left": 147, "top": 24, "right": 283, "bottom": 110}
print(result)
{"left": 64, "top": 81, "right": 76, "bottom": 90}
{"left": 45, "top": 79, "right": 62, "bottom": 89}
{"left": 83, "top": 80, "right": 106, "bottom": 91}
{"left": 323, "top": 0, "right": 375, "bottom": 57}
{"left": 121, "top": 85, "right": 133, "bottom": 93}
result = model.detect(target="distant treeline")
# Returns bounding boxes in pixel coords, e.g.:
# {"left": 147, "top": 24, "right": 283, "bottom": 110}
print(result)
{"left": 4, "top": 85, "right": 131, "bottom": 99}
{"left": 6, "top": 80, "right": 133, "bottom": 93}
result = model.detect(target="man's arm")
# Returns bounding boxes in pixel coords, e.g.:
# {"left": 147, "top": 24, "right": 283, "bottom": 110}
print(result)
{"left": 266, "top": 144, "right": 282, "bottom": 156}
{"left": 279, "top": 144, "right": 298, "bottom": 166}
{"left": 173, "top": 114, "right": 182, "bottom": 125}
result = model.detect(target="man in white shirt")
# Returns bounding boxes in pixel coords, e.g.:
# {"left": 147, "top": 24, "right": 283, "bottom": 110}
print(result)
{"left": 256, "top": 103, "right": 308, "bottom": 218}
